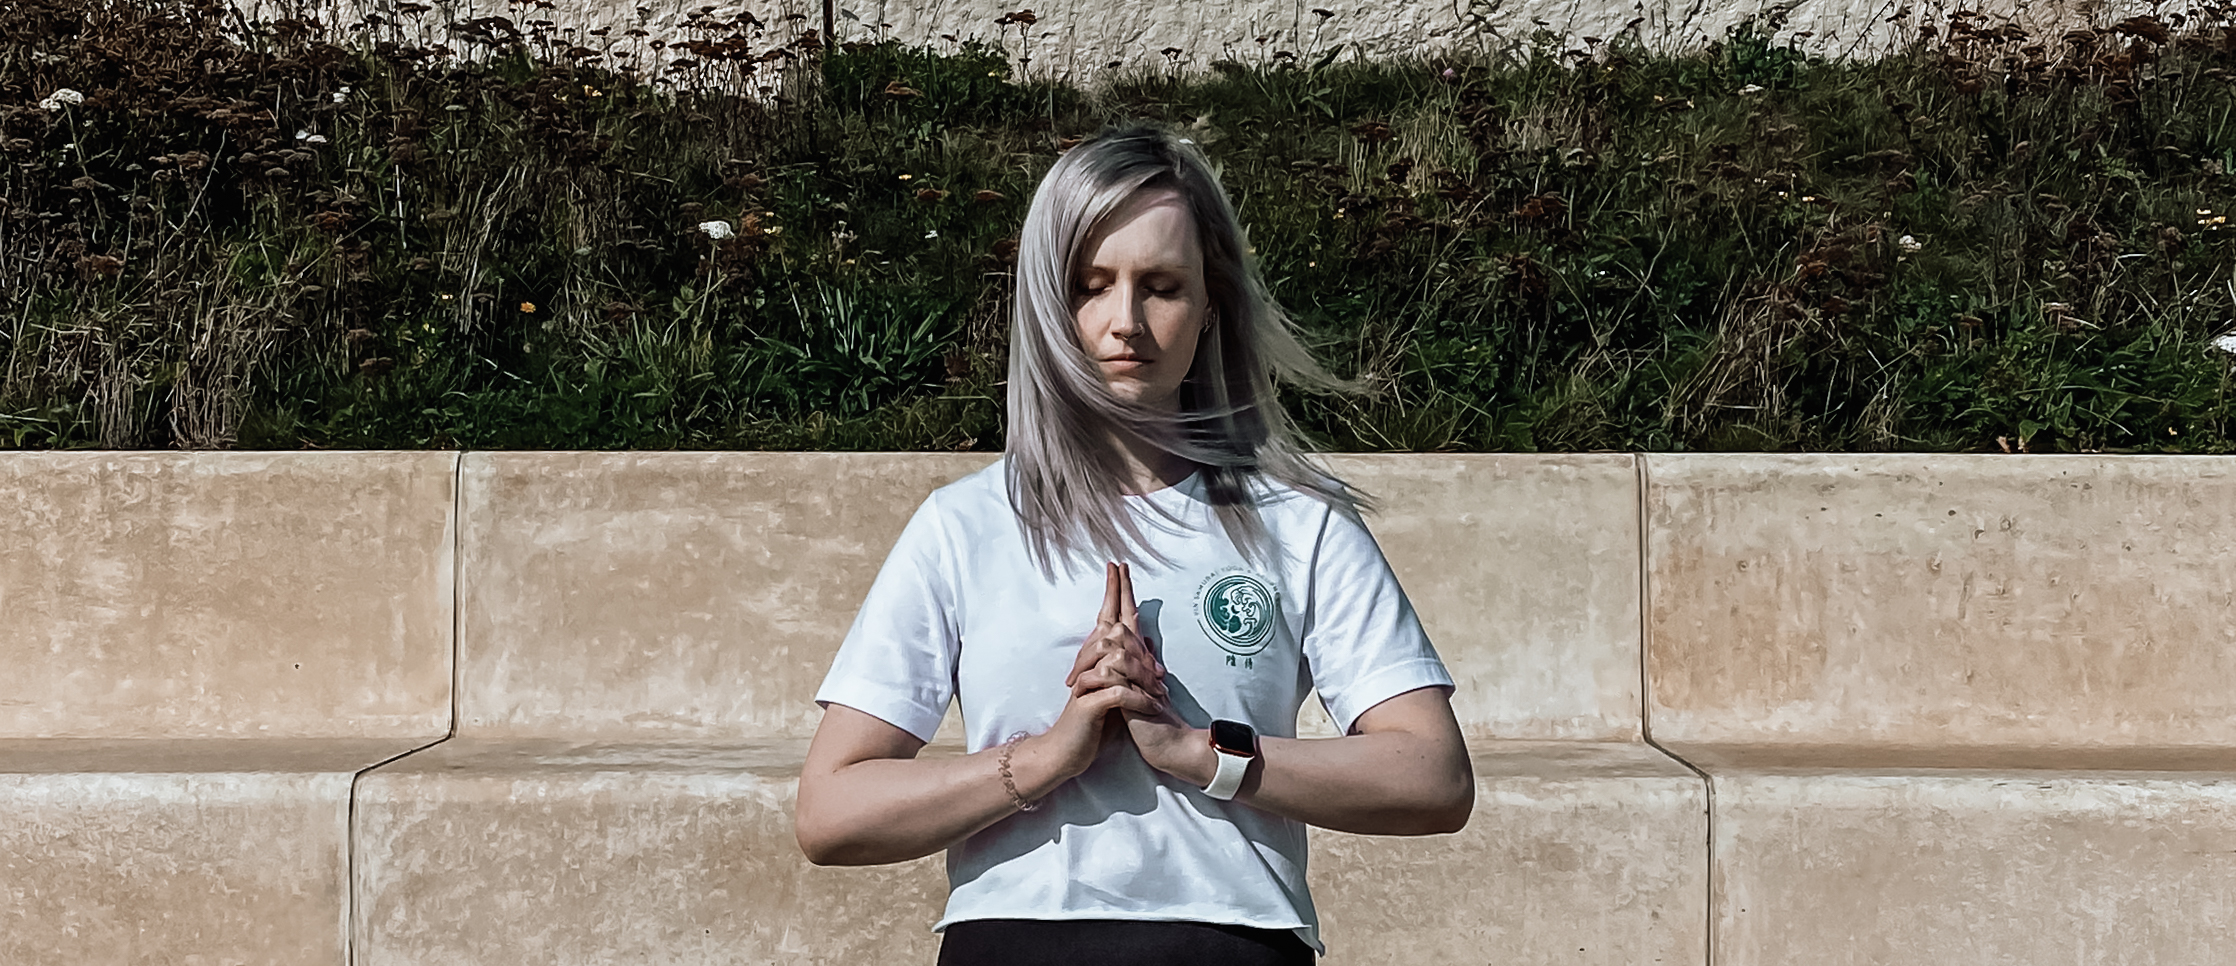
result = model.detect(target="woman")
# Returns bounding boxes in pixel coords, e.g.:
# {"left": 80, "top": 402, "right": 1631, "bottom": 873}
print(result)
{"left": 795, "top": 125, "right": 1473, "bottom": 965}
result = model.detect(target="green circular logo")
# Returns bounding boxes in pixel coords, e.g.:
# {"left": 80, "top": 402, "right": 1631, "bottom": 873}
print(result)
{"left": 1197, "top": 571, "right": 1278, "bottom": 655}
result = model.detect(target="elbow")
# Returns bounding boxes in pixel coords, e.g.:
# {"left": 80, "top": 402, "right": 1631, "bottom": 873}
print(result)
{"left": 794, "top": 819, "right": 841, "bottom": 866}
{"left": 1409, "top": 775, "right": 1474, "bottom": 835}
{"left": 1406, "top": 767, "right": 1476, "bottom": 835}
{"left": 793, "top": 806, "right": 858, "bottom": 866}
{"left": 1429, "top": 778, "right": 1475, "bottom": 833}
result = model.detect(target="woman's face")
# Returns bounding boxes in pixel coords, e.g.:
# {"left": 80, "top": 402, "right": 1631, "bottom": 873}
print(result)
{"left": 1071, "top": 187, "right": 1210, "bottom": 412}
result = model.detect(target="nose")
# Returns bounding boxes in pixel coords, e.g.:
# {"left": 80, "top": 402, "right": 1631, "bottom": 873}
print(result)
{"left": 1107, "top": 281, "right": 1148, "bottom": 339}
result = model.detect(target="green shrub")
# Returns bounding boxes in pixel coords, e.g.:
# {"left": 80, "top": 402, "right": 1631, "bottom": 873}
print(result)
{"left": 3, "top": 1, "right": 2232, "bottom": 452}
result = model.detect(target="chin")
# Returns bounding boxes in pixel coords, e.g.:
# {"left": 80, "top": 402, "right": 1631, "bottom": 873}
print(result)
{"left": 1102, "top": 382, "right": 1179, "bottom": 410}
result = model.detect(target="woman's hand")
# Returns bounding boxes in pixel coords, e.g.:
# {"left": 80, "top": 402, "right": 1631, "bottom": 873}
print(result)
{"left": 1033, "top": 562, "right": 1168, "bottom": 779}
{"left": 1063, "top": 562, "right": 1201, "bottom": 781}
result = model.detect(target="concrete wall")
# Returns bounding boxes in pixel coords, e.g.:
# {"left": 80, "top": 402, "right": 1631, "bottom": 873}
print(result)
{"left": 257, "top": 0, "right": 2165, "bottom": 81}
{"left": 5, "top": 452, "right": 2233, "bottom": 963}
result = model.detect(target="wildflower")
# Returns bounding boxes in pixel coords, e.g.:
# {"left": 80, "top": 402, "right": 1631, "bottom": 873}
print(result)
{"left": 38, "top": 88, "right": 84, "bottom": 110}
{"left": 924, "top": 230, "right": 939, "bottom": 239}
{"left": 1738, "top": 84, "right": 1766, "bottom": 95}
{"left": 1898, "top": 234, "right": 1923, "bottom": 253}
{"left": 2214, "top": 333, "right": 2236, "bottom": 356}
{"left": 898, "top": 173, "right": 914, "bottom": 181}
{"left": 699, "top": 220, "right": 735, "bottom": 239}
{"left": 521, "top": 302, "right": 537, "bottom": 313}
{"left": 1441, "top": 68, "right": 1458, "bottom": 81}
{"left": 331, "top": 86, "right": 351, "bottom": 103}
{"left": 295, "top": 130, "right": 328, "bottom": 144}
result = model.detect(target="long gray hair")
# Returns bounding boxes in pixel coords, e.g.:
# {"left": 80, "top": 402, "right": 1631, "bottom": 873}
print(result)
{"left": 1005, "top": 124, "right": 1367, "bottom": 575}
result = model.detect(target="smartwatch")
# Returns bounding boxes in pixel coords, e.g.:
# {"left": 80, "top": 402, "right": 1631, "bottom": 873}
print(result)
{"left": 1204, "top": 719, "right": 1258, "bottom": 801}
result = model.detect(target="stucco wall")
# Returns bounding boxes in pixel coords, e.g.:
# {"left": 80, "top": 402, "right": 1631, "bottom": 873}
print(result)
{"left": 6, "top": 452, "right": 2235, "bottom": 963}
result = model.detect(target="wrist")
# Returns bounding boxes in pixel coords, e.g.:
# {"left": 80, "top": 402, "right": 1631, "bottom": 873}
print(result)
{"left": 1008, "top": 733, "right": 1074, "bottom": 798}
{"left": 1139, "top": 724, "right": 1217, "bottom": 786}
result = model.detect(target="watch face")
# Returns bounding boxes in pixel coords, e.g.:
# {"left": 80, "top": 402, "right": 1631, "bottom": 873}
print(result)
{"left": 1211, "top": 719, "right": 1257, "bottom": 757}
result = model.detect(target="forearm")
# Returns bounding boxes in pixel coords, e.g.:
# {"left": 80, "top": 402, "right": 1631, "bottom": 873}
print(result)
{"left": 1243, "top": 731, "right": 1474, "bottom": 834}
{"left": 1131, "top": 689, "right": 1474, "bottom": 835}
{"left": 796, "top": 737, "right": 1070, "bottom": 866}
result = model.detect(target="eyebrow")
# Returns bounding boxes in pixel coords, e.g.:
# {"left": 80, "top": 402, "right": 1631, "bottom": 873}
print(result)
{"left": 1078, "top": 263, "right": 1194, "bottom": 277}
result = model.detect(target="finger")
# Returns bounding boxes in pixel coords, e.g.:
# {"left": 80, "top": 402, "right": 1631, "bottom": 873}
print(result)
{"left": 1072, "top": 665, "right": 1123, "bottom": 695}
{"left": 1099, "top": 561, "right": 1121, "bottom": 627}
{"left": 1117, "top": 562, "right": 1138, "bottom": 631}
{"left": 1086, "top": 682, "right": 1161, "bottom": 717}
{"left": 1066, "top": 636, "right": 1108, "bottom": 687}
{"left": 1091, "top": 646, "right": 1166, "bottom": 697}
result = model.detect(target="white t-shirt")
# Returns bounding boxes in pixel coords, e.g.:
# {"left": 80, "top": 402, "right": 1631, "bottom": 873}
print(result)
{"left": 813, "top": 461, "right": 1452, "bottom": 954}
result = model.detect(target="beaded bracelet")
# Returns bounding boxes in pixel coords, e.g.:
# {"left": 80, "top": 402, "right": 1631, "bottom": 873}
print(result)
{"left": 997, "top": 731, "right": 1040, "bottom": 812}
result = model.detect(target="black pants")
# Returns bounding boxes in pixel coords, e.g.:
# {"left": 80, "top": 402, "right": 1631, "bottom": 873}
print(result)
{"left": 938, "top": 918, "right": 1316, "bottom": 966}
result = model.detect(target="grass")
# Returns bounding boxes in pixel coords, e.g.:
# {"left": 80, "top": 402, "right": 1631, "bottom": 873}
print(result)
{"left": 4, "top": 0, "right": 2235, "bottom": 453}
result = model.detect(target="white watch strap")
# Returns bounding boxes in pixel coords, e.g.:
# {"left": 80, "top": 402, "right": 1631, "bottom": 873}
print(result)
{"left": 1205, "top": 747, "right": 1250, "bottom": 800}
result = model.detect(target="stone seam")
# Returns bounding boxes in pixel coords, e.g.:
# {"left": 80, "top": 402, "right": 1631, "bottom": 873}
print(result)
{"left": 1635, "top": 453, "right": 1719, "bottom": 966}
{"left": 342, "top": 450, "right": 464, "bottom": 966}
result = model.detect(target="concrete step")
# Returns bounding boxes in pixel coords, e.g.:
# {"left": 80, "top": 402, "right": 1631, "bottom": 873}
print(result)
{"left": 352, "top": 740, "right": 1704, "bottom": 965}
{"left": 0, "top": 772, "right": 354, "bottom": 966}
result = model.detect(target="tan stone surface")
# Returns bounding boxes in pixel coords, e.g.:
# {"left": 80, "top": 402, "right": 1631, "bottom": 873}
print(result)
{"left": 0, "top": 452, "right": 455, "bottom": 762}
{"left": 353, "top": 763, "right": 950, "bottom": 966}
{"left": 1319, "top": 745, "right": 1704, "bottom": 964}
{"left": 1712, "top": 772, "right": 2236, "bottom": 966}
{"left": 353, "top": 744, "right": 1704, "bottom": 965}
{"left": 460, "top": 452, "right": 1644, "bottom": 744}
{"left": 456, "top": 451, "right": 997, "bottom": 742}
{"left": 0, "top": 772, "right": 352, "bottom": 966}
{"left": 1644, "top": 454, "right": 2236, "bottom": 769}
{"left": 1328, "top": 454, "right": 1641, "bottom": 741}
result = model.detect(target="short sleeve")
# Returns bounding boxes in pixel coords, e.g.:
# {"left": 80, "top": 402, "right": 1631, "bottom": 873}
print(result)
{"left": 1300, "top": 508, "right": 1454, "bottom": 735}
{"left": 813, "top": 494, "right": 960, "bottom": 743}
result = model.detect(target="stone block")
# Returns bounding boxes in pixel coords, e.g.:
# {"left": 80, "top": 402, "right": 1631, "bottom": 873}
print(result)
{"left": 1328, "top": 454, "right": 1642, "bottom": 741}
{"left": 354, "top": 742, "right": 1704, "bottom": 965}
{"left": 461, "top": 452, "right": 1643, "bottom": 744}
{"left": 352, "top": 743, "right": 951, "bottom": 966}
{"left": 0, "top": 772, "right": 353, "bottom": 966}
{"left": 0, "top": 452, "right": 456, "bottom": 768}
{"left": 1316, "top": 742, "right": 1705, "bottom": 964}
{"left": 1712, "top": 772, "right": 2236, "bottom": 966}
{"left": 456, "top": 451, "right": 997, "bottom": 743}
{"left": 1644, "top": 454, "right": 2236, "bottom": 769}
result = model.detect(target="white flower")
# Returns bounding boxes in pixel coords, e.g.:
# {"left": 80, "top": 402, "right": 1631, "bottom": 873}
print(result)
{"left": 2212, "top": 332, "right": 2236, "bottom": 356}
{"left": 924, "top": 229, "right": 939, "bottom": 239}
{"left": 699, "top": 220, "right": 735, "bottom": 240}
{"left": 1738, "top": 84, "right": 1766, "bottom": 95}
{"left": 295, "top": 130, "right": 327, "bottom": 144}
{"left": 1898, "top": 234, "right": 1923, "bottom": 253}
{"left": 38, "top": 88, "right": 84, "bottom": 110}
